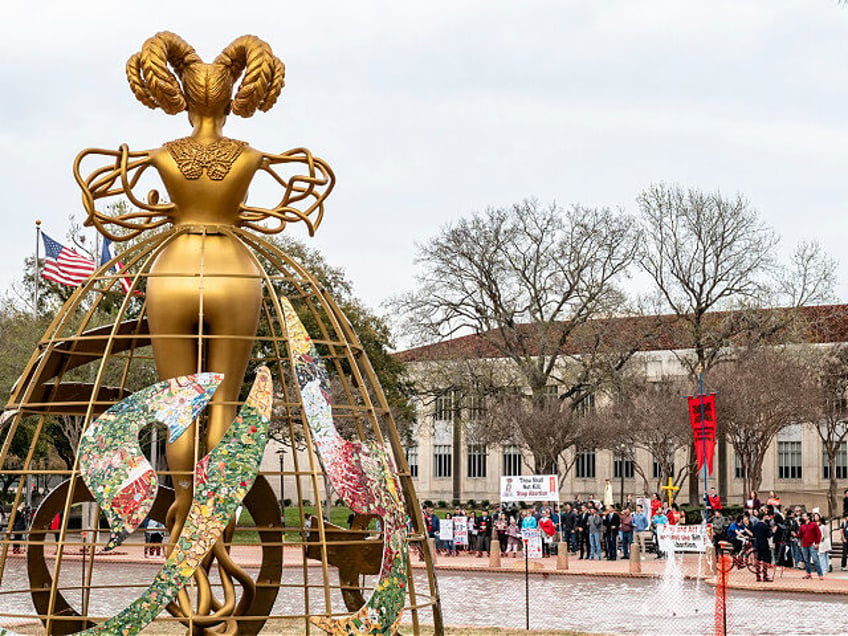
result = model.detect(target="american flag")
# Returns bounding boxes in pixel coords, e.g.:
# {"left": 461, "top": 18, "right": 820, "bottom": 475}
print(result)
{"left": 100, "top": 238, "right": 133, "bottom": 294}
{"left": 41, "top": 233, "right": 96, "bottom": 287}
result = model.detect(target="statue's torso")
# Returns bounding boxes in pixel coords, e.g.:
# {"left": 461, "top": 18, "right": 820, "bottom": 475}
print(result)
{"left": 147, "top": 138, "right": 263, "bottom": 278}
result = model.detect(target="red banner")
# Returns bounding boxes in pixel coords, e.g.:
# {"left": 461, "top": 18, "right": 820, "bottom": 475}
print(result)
{"left": 688, "top": 393, "right": 717, "bottom": 476}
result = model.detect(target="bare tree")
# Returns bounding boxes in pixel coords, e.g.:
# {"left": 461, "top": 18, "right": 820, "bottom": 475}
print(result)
{"left": 396, "top": 199, "right": 643, "bottom": 479}
{"left": 596, "top": 374, "right": 693, "bottom": 496}
{"left": 637, "top": 183, "right": 836, "bottom": 500}
{"left": 811, "top": 345, "right": 848, "bottom": 518}
{"left": 711, "top": 347, "right": 816, "bottom": 500}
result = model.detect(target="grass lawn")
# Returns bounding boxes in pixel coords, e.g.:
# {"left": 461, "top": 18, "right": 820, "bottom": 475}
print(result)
{"left": 232, "top": 504, "right": 359, "bottom": 544}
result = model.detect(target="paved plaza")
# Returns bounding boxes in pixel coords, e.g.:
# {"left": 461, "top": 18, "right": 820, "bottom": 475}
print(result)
{"left": 7, "top": 539, "right": 847, "bottom": 597}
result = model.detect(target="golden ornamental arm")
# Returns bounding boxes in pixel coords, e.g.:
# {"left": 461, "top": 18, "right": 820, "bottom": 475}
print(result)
{"left": 74, "top": 144, "right": 175, "bottom": 241}
{"left": 238, "top": 147, "right": 335, "bottom": 236}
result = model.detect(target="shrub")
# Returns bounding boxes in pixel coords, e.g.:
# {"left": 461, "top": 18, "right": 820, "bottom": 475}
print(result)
{"left": 301, "top": 499, "right": 312, "bottom": 506}
{"left": 283, "top": 498, "right": 292, "bottom": 508}
{"left": 451, "top": 499, "right": 461, "bottom": 507}
{"left": 423, "top": 500, "right": 434, "bottom": 508}
{"left": 481, "top": 499, "right": 491, "bottom": 509}
{"left": 466, "top": 499, "right": 477, "bottom": 509}
{"left": 437, "top": 500, "right": 448, "bottom": 509}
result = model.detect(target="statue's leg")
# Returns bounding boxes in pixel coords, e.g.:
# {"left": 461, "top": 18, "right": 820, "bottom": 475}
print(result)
{"left": 203, "top": 281, "right": 262, "bottom": 448}
{"left": 146, "top": 291, "right": 200, "bottom": 545}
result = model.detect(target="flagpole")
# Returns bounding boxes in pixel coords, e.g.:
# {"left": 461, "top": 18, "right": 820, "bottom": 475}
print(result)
{"left": 34, "top": 219, "right": 41, "bottom": 317}
{"left": 699, "top": 364, "right": 709, "bottom": 523}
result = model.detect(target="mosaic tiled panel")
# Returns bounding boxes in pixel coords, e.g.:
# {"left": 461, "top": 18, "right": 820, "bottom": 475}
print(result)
{"left": 281, "top": 298, "right": 409, "bottom": 635}
{"left": 78, "top": 373, "right": 223, "bottom": 550}
{"left": 0, "top": 368, "right": 271, "bottom": 636}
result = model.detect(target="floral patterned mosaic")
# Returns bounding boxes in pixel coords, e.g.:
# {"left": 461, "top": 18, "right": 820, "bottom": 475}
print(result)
{"left": 281, "top": 298, "right": 409, "bottom": 635}
{"left": 78, "top": 373, "right": 223, "bottom": 551}
{"left": 0, "top": 368, "right": 271, "bottom": 636}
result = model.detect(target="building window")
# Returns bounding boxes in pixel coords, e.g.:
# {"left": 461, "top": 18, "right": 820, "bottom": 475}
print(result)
{"left": 823, "top": 441, "right": 848, "bottom": 480}
{"left": 575, "top": 449, "right": 596, "bottom": 479}
{"left": 614, "top": 455, "right": 634, "bottom": 479}
{"left": 433, "top": 392, "right": 454, "bottom": 422}
{"left": 467, "top": 444, "right": 487, "bottom": 478}
{"left": 433, "top": 444, "right": 452, "bottom": 478}
{"left": 778, "top": 441, "right": 802, "bottom": 480}
{"left": 467, "top": 394, "right": 486, "bottom": 421}
{"left": 503, "top": 445, "right": 522, "bottom": 476}
{"left": 734, "top": 453, "right": 744, "bottom": 480}
{"left": 406, "top": 447, "right": 419, "bottom": 478}
{"left": 652, "top": 452, "right": 674, "bottom": 479}
{"left": 574, "top": 393, "right": 596, "bottom": 417}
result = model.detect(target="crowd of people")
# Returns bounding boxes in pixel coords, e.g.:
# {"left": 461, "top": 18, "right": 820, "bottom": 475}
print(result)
{"left": 710, "top": 488, "right": 848, "bottom": 582}
{"left": 421, "top": 485, "right": 848, "bottom": 583}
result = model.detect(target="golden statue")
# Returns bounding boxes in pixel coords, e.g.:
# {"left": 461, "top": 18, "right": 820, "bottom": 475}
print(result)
{"left": 0, "top": 32, "right": 443, "bottom": 635}
{"left": 76, "top": 31, "right": 332, "bottom": 552}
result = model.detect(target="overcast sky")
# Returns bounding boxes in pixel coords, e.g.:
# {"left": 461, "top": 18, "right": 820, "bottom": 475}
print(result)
{"left": 1, "top": 1, "right": 847, "bottom": 318}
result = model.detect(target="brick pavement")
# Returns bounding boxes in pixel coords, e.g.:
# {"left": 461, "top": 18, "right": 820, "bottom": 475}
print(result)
{"left": 8, "top": 539, "right": 848, "bottom": 597}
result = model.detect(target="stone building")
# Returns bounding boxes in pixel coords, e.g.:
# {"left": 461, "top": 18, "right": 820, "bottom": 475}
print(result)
{"left": 395, "top": 304, "right": 848, "bottom": 510}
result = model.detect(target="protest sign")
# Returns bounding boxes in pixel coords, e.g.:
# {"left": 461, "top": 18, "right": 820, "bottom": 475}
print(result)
{"left": 501, "top": 475, "right": 559, "bottom": 502}
{"left": 453, "top": 516, "right": 468, "bottom": 546}
{"left": 522, "top": 528, "right": 543, "bottom": 558}
{"left": 657, "top": 524, "right": 710, "bottom": 553}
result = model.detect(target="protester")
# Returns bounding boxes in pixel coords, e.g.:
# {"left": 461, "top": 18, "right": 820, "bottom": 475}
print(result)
{"left": 467, "top": 511, "right": 478, "bottom": 553}
{"left": 619, "top": 507, "right": 634, "bottom": 559}
{"left": 650, "top": 493, "right": 663, "bottom": 519}
{"left": 506, "top": 517, "right": 522, "bottom": 556}
{"left": 651, "top": 507, "right": 669, "bottom": 559}
{"left": 766, "top": 491, "right": 780, "bottom": 509}
{"left": 816, "top": 513, "right": 831, "bottom": 575}
{"left": 798, "top": 512, "right": 823, "bottom": 579}
{"left": 520, "top": 509, "right": 537, "bottom": 530}
{"left": 632, "top": 504, "right": 650, "bottom": 558}
{"left": 710, "top": 509, "right": 728, "bottom": 547}
{"left": 726, "top": 515, "right": 746, "bottom": 555}
{"left": 539, "top": 510, "right": 557, "bottom": 557}
{"left": 588, "top": 506, "right": 603, "bottom": 560}
{"left": 707, "top": 487, "right": 722, "bottom": 516}
{"left": 495, "top": 512, "right": 508, "bottom": 556}
{"left": 841, "top": 513, "right": 848, "bottom": 571}
{"left": 476, "top": 509, "right": 492, "bottom": 557}
{"left": 750, "top": 510, "right": 773, "bottom": 582}
{"left": 576, "top": 503, "right": 590, "bottom": 559}
{"left": 562, "top": 503, "right": 577, "bottom": 553}
{"left": 11, "top": 504, "right": 27, "bottom": 554}
{"left": 746, "top": 490, "right": 762, "bottom": 512}
{"left": 602, "top": 505, "right": 620, "bottom": 561}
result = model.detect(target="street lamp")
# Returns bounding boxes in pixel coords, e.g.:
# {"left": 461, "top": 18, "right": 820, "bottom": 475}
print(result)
{"left": 618, "top": 444, "right": 626, "bottom": 508}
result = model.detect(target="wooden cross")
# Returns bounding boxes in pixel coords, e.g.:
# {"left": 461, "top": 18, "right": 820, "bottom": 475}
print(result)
{"left": 661, "top": 477, "right": 679, "bottom": 509}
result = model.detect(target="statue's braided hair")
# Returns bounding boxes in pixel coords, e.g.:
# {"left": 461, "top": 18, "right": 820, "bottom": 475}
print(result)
{"left": 126, "top": 32, "right": 284, "bottom": 117}
{"left": 215, "top": 35, "right": 285, "bottom": 117}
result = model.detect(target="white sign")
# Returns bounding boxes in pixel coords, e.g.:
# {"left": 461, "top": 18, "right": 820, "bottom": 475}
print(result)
{"left": 657, "top": 524, "right": 711, "bottom": 553}
{"left": 440, "top": 518, "right": 453, "bottom": 542}
{"left": 453, "top": 516, "right": 468, "bottom": 546}
{"left": 522, "top": 528, "right": 543, "bottom": 558}
{"left": 501, "top": 475, "right": 559, "bottom": 502}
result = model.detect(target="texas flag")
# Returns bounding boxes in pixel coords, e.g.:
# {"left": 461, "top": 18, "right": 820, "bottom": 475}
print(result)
{"left": 99, "top": 238, "right": 134, "bottom": 294}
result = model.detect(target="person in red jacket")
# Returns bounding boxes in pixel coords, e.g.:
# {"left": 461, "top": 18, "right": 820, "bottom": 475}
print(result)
{"left": 798, "top": 512, "right": 823, "bottom": 579}
{"left": 539, "top": 511, "right": 557, "bottom": 558}
{"left": 650, "top": 493, "right": 663, "bottom": 519}
{"left": 708, "top": 487, "right": 722, "bottom": 516}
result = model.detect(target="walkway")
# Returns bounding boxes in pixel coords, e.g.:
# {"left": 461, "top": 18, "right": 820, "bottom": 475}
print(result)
{"left": 7, "top": 540, "right": 848, "bottom": 597}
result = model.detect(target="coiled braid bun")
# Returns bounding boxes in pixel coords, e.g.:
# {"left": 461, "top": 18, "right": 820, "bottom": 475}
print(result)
{"left": 215, "top": 35, "right": 285, "bottom": 117}
{"left": 126, "top": 33, "right": 284, "bottom": 118}
{"left": 126, "top": 32, "right": 201, "bottom": 115}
